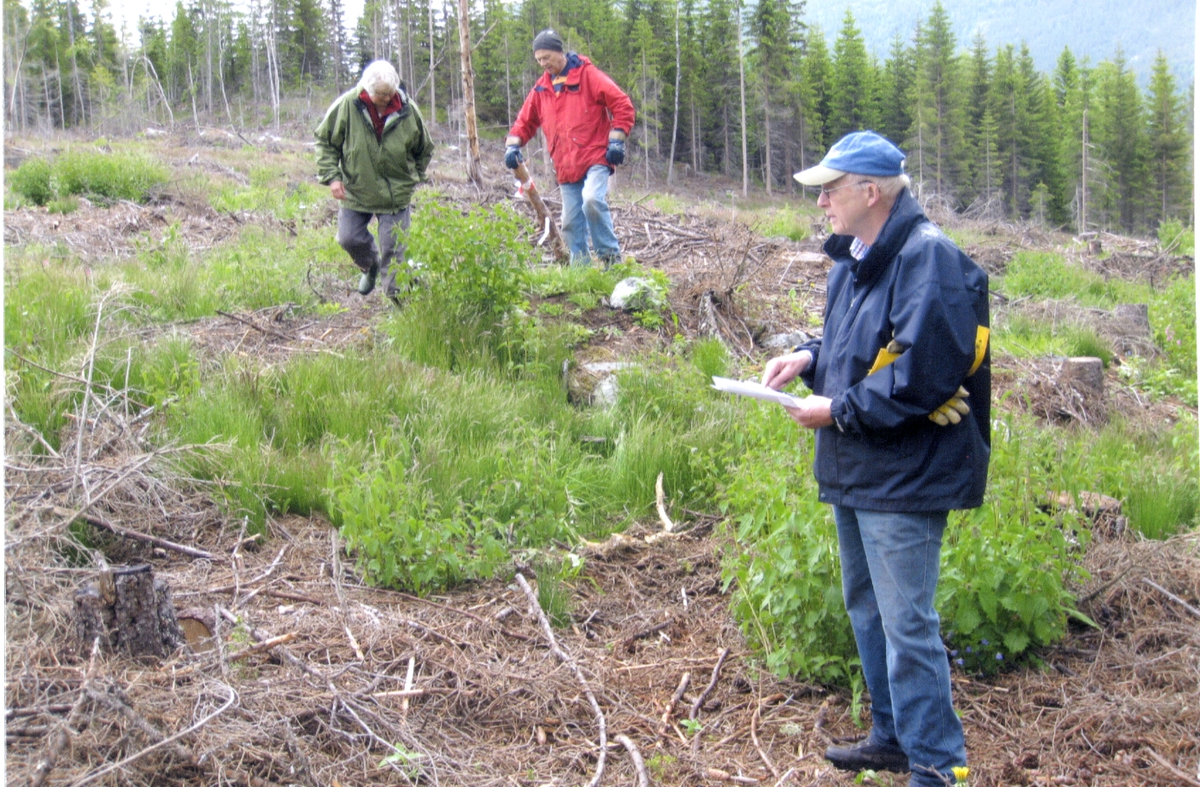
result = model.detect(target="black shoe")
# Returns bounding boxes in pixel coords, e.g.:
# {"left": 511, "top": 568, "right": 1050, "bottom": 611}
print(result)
{"left": 825, "top": 738, "right": 910, "bottom": 774}
{"left": 358, "top": 263, "right": 379, "bottom": 296}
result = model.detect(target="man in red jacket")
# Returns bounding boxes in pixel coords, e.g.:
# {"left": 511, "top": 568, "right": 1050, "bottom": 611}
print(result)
{"left": 505, "top": 30, "right": 636, "bottom": 266}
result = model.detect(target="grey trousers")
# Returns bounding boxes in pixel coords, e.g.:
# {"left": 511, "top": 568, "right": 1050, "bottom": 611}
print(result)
{"left": 337, "top": 206, "right": 412, "bottom": 296}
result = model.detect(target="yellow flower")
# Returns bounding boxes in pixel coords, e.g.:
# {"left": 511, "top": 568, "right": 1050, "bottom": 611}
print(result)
{"left": 952, "top": 766, "right": 970, "bottom": 783}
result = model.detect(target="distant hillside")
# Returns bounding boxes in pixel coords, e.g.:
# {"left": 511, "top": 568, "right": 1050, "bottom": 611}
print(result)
{"left": 803, "top": 0, "right": 1195, "bottom": 86}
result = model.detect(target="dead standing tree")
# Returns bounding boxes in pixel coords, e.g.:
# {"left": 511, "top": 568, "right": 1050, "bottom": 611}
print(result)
{"left": 457, "top": 0, "right": 482, "bottom": 186}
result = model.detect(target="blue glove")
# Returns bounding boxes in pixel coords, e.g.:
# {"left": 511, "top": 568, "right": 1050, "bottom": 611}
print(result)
{"left": 504, "top": 145, "right": 523, "bottom": 169}
{"left": 605, "top": 139, "right": 625, "bottom": 166}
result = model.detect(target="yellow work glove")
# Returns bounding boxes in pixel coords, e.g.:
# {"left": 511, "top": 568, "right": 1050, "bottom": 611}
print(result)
{"left": 929, "top": 386, "right": 971, "bottom": 426}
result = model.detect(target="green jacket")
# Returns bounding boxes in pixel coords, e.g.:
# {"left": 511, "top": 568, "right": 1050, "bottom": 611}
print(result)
{"left": 314, "top": 88, "right": 435, "bottom": 214}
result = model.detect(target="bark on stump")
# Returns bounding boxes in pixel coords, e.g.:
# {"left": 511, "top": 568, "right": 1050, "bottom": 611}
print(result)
{"left": 74, "top": 565, "right": 185, "bottom": 658}
{"left": 1059, "top": 357, "right": 1105, "bottom": 394}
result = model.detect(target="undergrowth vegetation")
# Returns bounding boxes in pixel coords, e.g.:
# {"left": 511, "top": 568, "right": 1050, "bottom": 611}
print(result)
{"left": 7, "top": 145, "right": 169, "bottom": 206}
{"left": 4, "top": 140, "right": 1196, "bottom": 689}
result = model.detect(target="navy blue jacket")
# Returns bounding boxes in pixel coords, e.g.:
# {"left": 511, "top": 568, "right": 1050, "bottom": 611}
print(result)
{"left": 798, "top": 189, "right": 990, "bottom": 512}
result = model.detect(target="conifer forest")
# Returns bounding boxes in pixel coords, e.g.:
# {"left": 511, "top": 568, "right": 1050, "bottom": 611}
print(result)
{"left": 3, "top": 0, "right": 1194, "bottom": 236}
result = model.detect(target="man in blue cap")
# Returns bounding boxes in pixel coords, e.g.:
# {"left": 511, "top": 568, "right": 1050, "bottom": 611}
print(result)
{"left": 761, "top": 130, "right": 990, "bottom": 787}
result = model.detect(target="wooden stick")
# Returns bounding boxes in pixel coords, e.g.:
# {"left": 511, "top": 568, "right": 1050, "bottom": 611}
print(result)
{"left": 512, "top": 161, "right": 569, "bottom": 262}
{"left": 1143, "top": 746, "right": 1200, "bottom": 787}
{"left": 1143, "top": 578, "right": 1200, "bottom": 620}
{"left": 655, "top": 471, "right": 675, "bottom": 532}
{"left": 615, "top": 734, "right": 650, "bottom": 787}
{"left": 228, "top": 633, "right": 296, "bottom": 663}
{"left": 401, "top": 656, "right": 416, "bottom": 717}
{"left": 215, "top": 309, "right": 293, "bottom": 341}
{"left": 516, "top": 573, "right": 608, "bottom": 787}
{"left": 690, "top": 647, "right": 731, "bottom": 720}
{"left": 751, "top": 699, "right": 780, "bottom": 780}
{"left": 705, "top": 768, "right": 760, "bottom": 784}
{"left": 660, "top": 672, "right": 691, "bottom": 735}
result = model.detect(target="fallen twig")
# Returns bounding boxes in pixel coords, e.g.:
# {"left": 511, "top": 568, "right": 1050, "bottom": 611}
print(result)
{"left": 51, "top": 505, "right": 216, "bottom": 561}
{"left": 660, "top": 671, "right": 691, "bottom": 735}
{"left": 751, "top": 698, "right": 780, "bottom": 780}
{"left": 516, "top": 572, "right": 608, "bottom": 787}
{"left": 690, "top": 647, "right": 731, "bottom": 721}
{"left": 228, "top": 632, "right": 297, "bottom": 663}
{"left": 1143, "top": 578, "right": 1200, "bottom": 620}
{"left": 616, "top": 734, "right": 650, "bottom": 787}
{"left": 1142, "top": 747, "right": 1200, "bottom": 787}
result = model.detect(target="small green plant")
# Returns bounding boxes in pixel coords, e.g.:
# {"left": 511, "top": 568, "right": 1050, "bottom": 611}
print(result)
{"left": 1124, "top": 469, "right": 1198, "bottom": 539}
{"left": 379, "top": 742, "right": 425, "bottom": 778}
{"left": 854, "top": 770, "right": 897, "bottom": 785}
{"left": 1157, "top": 217, "right": 1195, "bottom": 256}
{"left": 534, "top": 557, "right": 575, "bottom": 628}
{"left": 47, "top": 196, "right": 79, "bottom": 214}
{"left": 9, "top": 158, "right": 55, "bottom": 205}
{"left": 680, "top": 718, "right": 702, "bottom": 735}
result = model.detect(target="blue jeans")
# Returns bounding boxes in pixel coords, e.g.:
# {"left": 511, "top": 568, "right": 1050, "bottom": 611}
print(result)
{"left": 833, "top": 506, "right": 965, "bottom": 787}
{"left": 559, "top": 165, "right": 619, "bottom": 264}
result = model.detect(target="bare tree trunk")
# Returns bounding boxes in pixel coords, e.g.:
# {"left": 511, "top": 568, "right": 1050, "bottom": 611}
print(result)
{"left": 428, "top": 0, "right": 437, "bottom": 127}
{"left": 666, "top": 0, "right": 681, "bottom": 184}
{"left": 763, "top": 91, "right": 772, "bottom": 196}
{"left": 737, "top": 2, "right": 748, "bottom": 197}
{"left": 457, "top": 0, "right": 482, "bottom": 185}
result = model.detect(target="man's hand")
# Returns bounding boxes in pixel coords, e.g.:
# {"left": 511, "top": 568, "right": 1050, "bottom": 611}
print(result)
{"left": 504, "top": 145, "right": 523, "bottom": 170}
{"left": 784, "top": 395, "right": 833, "bottom": 429}
{"left": 330, "top": 181, "right": 346, "bottom": 200}
{"left": 605, "top": 139, "right": 625, "bottom": 166}
{"left": 929, "top": 386, "right": 971, "bottom": 426}
{"left": 761, "top": 350, "right": 813, "bottom": 391}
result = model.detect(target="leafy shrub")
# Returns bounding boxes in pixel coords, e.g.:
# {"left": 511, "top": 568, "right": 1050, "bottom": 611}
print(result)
{"left": 47, "top": 196, "right": 79, "bottom": 214}
{"left": 9, "top": 158, "right": 55, "bottom": 205}
{"left": 54, "top": 149, "right": 169, "bottom": 202}
{"left": 720, "top": 406, "right": 1097, "bottom": 684}
{"left": 718, "top": 406, "right": 861, "bottom": 686}
{"left": 327, "top": 435, "right": 509, "bottom": 593}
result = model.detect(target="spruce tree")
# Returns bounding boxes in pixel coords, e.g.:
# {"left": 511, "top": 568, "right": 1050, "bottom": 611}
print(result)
{"left": 828, "top": 9, "right": 875, "bottom": 141}
{"left": 1145, "top": 51, "right": 1189, "bottom": 223}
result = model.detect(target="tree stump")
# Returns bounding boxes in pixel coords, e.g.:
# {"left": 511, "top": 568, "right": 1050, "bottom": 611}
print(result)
{"left": 74, "top": 565, "right": 185, "bottom": 658}
{"left": 1059, "top": 357, "right": 1105, "bottom": 394}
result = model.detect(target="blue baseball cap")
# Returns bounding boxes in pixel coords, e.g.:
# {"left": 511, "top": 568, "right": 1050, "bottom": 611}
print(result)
{"left": 793, "top": 130, "right": 906, "bottom": 186}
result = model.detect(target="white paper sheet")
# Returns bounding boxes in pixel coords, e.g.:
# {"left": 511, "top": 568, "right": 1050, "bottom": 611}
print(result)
{"left": 711, "top": 376, "right": 805, "bottom": 408}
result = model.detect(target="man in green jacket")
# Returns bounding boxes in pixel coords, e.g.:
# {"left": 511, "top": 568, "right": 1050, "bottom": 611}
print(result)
{"left": 315, "top": 60, "right": 434, "bottom": 300}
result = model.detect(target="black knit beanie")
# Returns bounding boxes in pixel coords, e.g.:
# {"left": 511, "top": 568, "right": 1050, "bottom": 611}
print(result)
{"left": 532, "top": 29, "right": 564, "bottom": 52}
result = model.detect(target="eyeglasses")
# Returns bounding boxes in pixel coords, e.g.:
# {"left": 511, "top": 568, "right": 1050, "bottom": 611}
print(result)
{"left": 819, "top": 180, "right": 871, "bottom": 197}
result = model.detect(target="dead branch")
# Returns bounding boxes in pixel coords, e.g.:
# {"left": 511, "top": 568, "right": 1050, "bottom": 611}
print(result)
{"left": 228, "top": 633, "right": 297, "bottom": 663}
{"left": 215, "top": 309, "right": 293, "bottom": 341}
{"left": 615, "top": 734, "right": 650, "bottom": 787}
{"left": 1142, "top": 747, "right": 1200, "bottom": 787}
{"left": 751, "top": 698, "right": 780, "bottom": 780}
{"left": 515, "top": 572, "right": 608, "bottom": 787}
{"left": 51, "top": 505, "right": 217, "bottom": 561}
{"left": 659, "top": 671, "right": 691, "bottom": 735}
{"left": 1143, "top": 578, "right": 1200, "bottom": 620}
{"left": 689, "top": 647, "right": 731, "bottom": 721}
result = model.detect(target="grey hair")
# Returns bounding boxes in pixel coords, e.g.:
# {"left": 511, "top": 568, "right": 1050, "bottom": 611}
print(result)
{"left": 359, "top": 60, "right": 400, "bottom": 97}
{"left": 864, "top": 173, "right": 911, "bottom": 200}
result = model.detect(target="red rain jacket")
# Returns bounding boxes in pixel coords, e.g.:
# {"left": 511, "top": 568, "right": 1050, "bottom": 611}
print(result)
{"left": 508, "top": 55, "right": 636, "bottom": 185}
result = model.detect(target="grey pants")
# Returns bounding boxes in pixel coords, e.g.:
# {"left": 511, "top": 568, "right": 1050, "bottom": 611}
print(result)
{"left": 337, "top": 206, "right": 412, "bottom": 296}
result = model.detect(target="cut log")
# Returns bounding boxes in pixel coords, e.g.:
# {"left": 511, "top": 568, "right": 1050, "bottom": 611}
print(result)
{"left": 1059, "top": 357, "right": 1104, "bottom": 394}
{"left": 74, "top": 565, "right": 185, "bottom": 658}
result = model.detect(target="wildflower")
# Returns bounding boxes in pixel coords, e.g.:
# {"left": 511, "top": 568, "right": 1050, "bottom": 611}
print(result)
{"left": 995, "top": 652, "right": 1004, "bottom": 661}
{"left": 955, "top": 658, "right": 964, "bottom": 667}
{"left": 965, "top": 646, "right": 973, "bottom": 654}
{"left": 952, "top": 765, "right": 970, "bottom": 783}
{"left": 980, "top": 639, "right": 989, "bottom": 646}
{"left": 950, "top": 649, "right": 958, "bottom": 657}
